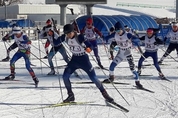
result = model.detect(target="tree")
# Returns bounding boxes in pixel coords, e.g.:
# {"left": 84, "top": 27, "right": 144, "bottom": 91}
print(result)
{"left": 0, "top": 0, "right": 23, "bottom": 6}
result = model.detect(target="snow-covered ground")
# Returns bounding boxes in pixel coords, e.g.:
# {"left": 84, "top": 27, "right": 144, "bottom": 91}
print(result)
{"left": 0, "top": 1, "right": 177, "bottom": 118}
{"left": 0, "top": 40, "right": 178, "bottom": 118}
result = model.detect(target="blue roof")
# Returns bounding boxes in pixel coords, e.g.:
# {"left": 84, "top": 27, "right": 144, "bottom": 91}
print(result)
{"left": 76, "top": 15, "right": 158, "bottom": 36}
{"left": 0, "top": 19, "right": 35, "bottom": 28}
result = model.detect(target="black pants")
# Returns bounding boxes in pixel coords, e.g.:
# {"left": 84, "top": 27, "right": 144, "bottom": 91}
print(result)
{"left": 163, "top": 43, "right": 178, "bottom": 57}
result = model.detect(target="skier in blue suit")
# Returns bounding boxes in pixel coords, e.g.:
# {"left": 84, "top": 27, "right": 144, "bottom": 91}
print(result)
{"left": 3, "top": 26, "right": 39, "bottom": 87}
{"left": 137, "top": 28, "right": 166, "bottom": 80}
{"left": 103, "top": 22, "right": 143, "bottom": 88}
{"left": 61, "top": 24, "right": 114, "bottom": 103}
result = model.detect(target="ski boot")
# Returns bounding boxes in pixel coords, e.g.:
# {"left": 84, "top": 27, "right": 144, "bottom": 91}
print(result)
{"left": 102, "top": 90, "right": 114, "bottom": 102}
{"left": 109, "top": 55, "right": 114, "bottom": 60}
{"left": 47, "top": 69, "right": 55, "bottom": 75}
{"left": 103, "top": 75, "right": 114, "bottom": 83}
{"left": 1, "top": 56, "right": 10, "bottom": 62}
{"left": 137, "top": 69, "right": 141, "bottom": 76}
{"left": 33, "top": 77, "right": 39, "bottom": 88}
{"left": 63, "top": 92, "right": 75, "bottom": 103}
{"left": 158, "top": 60, "right": 163, "bottom": 64}
{"left": 43, "top": 55, "right": 48, "bottom": 59}
{"left": 159, "top": 73, "right": 166, "bottom": 80}
{"left": 98, "top": 64, "right": 104, "bottom": 69}
{"left": 135, "top": 81, "right": 143, "bottom": 89}
{"left": 4, "top": 74, "right": 15, "bottom": 80}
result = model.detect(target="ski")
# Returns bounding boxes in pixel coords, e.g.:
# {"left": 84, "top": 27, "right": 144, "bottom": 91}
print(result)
{"left": 0, "top": 79, "right": 21, "bottom": 81}
{"left": 160, "top": 77, "right": 172, "bottom": 82}
{"left": 30, "top": 63, "right": 36, "bottom": 66}
{"left": 133, "top": 86, "right": 155, "bottom": 93}
{"left": 139, "top": 74, "right": 153, "bottom": 76}
{"left": 94, "top": 66, "right": 109, "bottom": 71}
{"left": 0, "top": 60, "right": 9, "bottom": 62}
{"left": 142, "top": 64, "right": 152, "bottom": 66}
{"left": 73, "top": 74, "right": 83, "bottom": 79}
{"left": 143, "top": 63, "right": 169, "bottom": 66}
{"left": 71, "top": 81, "right": 130, "bottom": 85}
{"left": 0, "top": 79, "right": 35, "bottom": 86}
{"left": 26, "top": 101, "right": 95, "bottom": 110}
{"left": 106, "top": 101, "right": 129, "bottom": 112}
{"left": 57, "top": 65, "right": 67, "bottom": 69}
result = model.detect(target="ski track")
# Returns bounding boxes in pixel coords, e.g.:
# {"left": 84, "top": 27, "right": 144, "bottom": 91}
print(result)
{"left": 1, "top": 41, "right": 178, "bottom": 118}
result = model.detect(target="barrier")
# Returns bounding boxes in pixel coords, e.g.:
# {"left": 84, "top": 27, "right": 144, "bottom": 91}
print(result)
{"left": 0, "top": 26, "right": 62, "bottom": 40}
{"left": 116, "top": 2, "right": 175, "bottom": 9}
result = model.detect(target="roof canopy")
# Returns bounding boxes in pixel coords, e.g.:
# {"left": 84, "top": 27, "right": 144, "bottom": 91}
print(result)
{"left": 76, "top": 15, "right": 158, "bottom": 36}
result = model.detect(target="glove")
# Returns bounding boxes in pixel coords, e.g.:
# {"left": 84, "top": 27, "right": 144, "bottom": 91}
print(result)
{"left": 85, "top": 47, "right": 92, "bottom": 53}
{"left": 37, "top": 28, "right": 40, "bottom": 33}
{"left": 27, "top": 41, "right": 31, "bottom": 44}
{"left": 2, "top": 37, "right": 7, "bottom": 41}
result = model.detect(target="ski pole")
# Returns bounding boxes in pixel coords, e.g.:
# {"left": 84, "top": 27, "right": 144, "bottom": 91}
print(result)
{"left": 52, "top": 46, "right": 64, "bottom": 101}
{"left": 37, "top": 31, "right": 43, "bottom": 74}
{"left": 3, "top": 41, "right": 8, "bottom": 51}
{"left": 160, "top": 48, "right": 178, "bottom": 63}
{"left": 88, "top": 52, "right": 130, "bottom": 106}
{"left": 31, "top": 43, "right": 46, "bottom": 55}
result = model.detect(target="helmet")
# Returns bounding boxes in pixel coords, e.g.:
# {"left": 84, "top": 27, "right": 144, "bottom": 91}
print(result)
{"left": 114, "top": 22, "right": 123, "bottom": 31}
{"left": 12, "top": 26, "right": 21, "bottom": 34}
{"left": 147, "top": 28, "right": 154, "bottom": 34}
{"left": 46, "top": 19, "right": 51, "bottom": 25}
{"left": 63, "top": 24, "right": 74, "bottom": 34}
{"left": 109, "top": 27, "right": 115, "bottom": 32}
{"left": 86, "top": 18, "right": 93, "bottom": 24}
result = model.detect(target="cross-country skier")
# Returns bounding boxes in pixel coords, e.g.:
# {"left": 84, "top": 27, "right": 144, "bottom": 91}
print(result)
{"left": 107, "top": 27, "right": 117, "bottom": 60}
{"left": 158, "top": 22, "right": 178, "bottom": 64}
{"left": 1, "top": 24, "right": 18, "bottom": 61}
{"left": 137, "top": 28, "right": 166, "bottom": 79}
{"left": 46, "top": 28, "right": 70, "bottom": 75}
{"left": 3, "top": 26, "right": 39, "bottom": 87}
{"left": 61, "top": 24, "right": 114, "bottom": 103}
{"left": 37, "top": 19, "right": 52, "bottom": 59}
{"left": 103, "top": 22, "right": 143, "bottom": 88}
{"left": 80, "top": 17, "right": 104, "bottom": 69}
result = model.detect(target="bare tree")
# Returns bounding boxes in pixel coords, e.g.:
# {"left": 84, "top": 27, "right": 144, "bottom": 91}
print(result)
{"left": 0, "top": 0, "right": 23, "bottom": 6}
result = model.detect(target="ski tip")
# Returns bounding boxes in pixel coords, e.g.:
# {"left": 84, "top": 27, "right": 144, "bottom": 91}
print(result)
{"left": 133, "top": 86, "right": 155, "bottom": 93}
{"left": 105, "top": 100, "right": 129, "bottom": 112}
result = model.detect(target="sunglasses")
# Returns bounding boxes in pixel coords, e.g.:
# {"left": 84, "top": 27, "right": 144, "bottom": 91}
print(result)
{"left": 116, "top": 30, "right": 122, "bottom": 33}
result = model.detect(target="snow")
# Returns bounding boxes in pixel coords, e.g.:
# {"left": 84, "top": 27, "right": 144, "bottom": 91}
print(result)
{"left": 0, "top": 40, "right": 178, "bottom": 118}
{"left": 22, "top": 0, "right": 176, "bottom": 18}
{"left": 93, "top": 0, "right": 175, "bottom": 18}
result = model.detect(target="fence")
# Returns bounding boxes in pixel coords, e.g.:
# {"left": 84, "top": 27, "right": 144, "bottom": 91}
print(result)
{"left": 0, "top": 25, "right": 63, "bottom": 40}
{"left": 116, "top": 2, "right": 175, "bottom": 9}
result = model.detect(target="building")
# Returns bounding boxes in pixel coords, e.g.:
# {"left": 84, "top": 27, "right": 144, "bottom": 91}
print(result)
{"left": 0, "top": 4, "right": 80, "bottom": 25}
